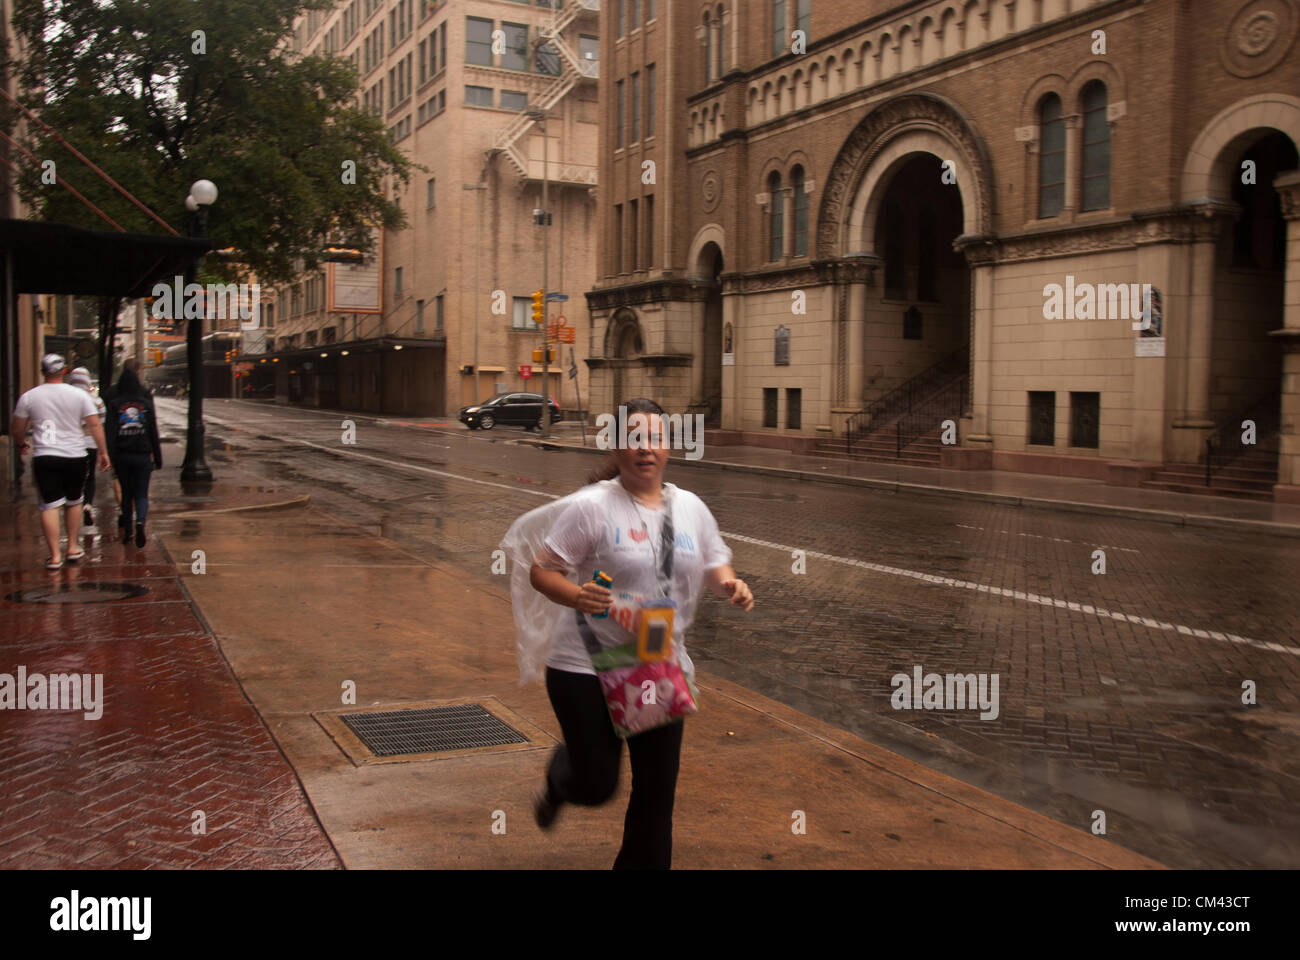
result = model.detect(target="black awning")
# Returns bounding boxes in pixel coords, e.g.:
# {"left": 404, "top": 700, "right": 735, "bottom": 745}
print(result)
{"left": 0, "top": 218, "right": 210, "bottom": 298}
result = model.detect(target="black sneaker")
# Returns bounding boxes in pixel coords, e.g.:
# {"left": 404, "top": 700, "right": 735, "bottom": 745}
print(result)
{"left": 533, "top": 787, "right": 561, "bottom": 830}
{"left": 83, "top": 506, "right": 94, "bottom": 527}
{"left": 134, "top": 523, "right": 146, "bottom": 548}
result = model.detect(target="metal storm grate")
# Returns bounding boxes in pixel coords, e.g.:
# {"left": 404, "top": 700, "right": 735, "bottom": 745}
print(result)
{"left": 338, "top": 703, "right": 529, "bottom": 757}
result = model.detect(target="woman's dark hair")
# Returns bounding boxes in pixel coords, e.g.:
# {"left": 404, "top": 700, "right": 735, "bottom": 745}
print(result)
{"left": 114, "top": 365, "right": 148, "bottom": 400}
{"left": 586, "top": 397, "right": 665, "bottom": 484}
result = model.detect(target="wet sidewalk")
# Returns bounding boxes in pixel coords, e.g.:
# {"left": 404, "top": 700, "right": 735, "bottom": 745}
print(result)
{"left": 152, "top": 460, "right": 1159, "bottom": 870}
{"left": 0, "top": 463, "right": 339, "bottom": 869}
{"left": 518, "top": 432, "right": 1300, "bottom": 536}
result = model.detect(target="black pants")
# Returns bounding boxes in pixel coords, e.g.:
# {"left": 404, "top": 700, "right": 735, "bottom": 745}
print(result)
{"left": 82, "top": 451, "right": 96, "bottom": 508}
{"left": 113, "top": 453, "right": 153, "bottom": 528}
{"left": 545, "top": 666, "right": 684, "bottom": 870}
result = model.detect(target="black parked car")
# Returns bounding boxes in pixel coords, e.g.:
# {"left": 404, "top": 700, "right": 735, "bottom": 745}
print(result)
{"left": 459, "top": 392, "right": 562, "bottom": 431}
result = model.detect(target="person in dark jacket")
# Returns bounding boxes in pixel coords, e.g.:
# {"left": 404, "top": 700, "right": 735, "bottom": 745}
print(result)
{"left": 104, "top": 364, "right": 163, "bottom": 547}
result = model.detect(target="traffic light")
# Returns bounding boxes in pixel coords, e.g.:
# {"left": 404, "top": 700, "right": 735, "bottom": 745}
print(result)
{"left": 531, "top": 289, "right": 545, "bottom": 326}
{"left": 531, "top": 347, "right": 556, "bottom": 364}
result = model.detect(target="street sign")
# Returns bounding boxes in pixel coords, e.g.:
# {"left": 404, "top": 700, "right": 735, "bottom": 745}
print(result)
{"left": 519, "top": 364, "right": 532, "bottom": 379}
{"left": 545, "top": 293, "right": 568, "bottom": 302}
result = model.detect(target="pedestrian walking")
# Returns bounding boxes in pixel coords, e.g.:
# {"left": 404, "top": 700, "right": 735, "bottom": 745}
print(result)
{"left": 513, "top": 397, "right": 754, "bottom": 869}
{"left": 104, "top": 362, "right": 163, "bottom": 548}
{"left": 66, "top": 367, "right": 106, "bottom": 529}
{"left": 10, "top": 354, "right": 110, "bottom": 569}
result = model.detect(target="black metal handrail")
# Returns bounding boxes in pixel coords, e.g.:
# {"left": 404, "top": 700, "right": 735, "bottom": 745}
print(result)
{"left": 846, "top": 345, "right": 968, "bottom": 454}
{"left": 1203, "top": 390, "right": 1280, "bottom": 486}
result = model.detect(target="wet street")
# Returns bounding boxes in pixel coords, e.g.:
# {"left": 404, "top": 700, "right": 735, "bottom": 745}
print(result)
{"left": 161, "top": 398, "right": 1300, "bottom": 869}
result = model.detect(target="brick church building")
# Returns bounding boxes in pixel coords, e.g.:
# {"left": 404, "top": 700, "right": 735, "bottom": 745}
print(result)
{"left": 586, "top": 0, "right": 1300, "bottom": 501}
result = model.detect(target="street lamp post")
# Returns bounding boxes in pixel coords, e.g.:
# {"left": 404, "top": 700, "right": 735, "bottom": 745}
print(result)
{"left": 180, "top": 179, "right": 217, "bottom": 484}
{"left": 526, "top": 105, "right": 551, "bottom": 438}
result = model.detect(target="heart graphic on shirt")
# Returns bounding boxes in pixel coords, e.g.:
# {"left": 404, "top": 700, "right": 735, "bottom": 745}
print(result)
{"left": 628, "top": 527, "right": 648, "bottom": 543}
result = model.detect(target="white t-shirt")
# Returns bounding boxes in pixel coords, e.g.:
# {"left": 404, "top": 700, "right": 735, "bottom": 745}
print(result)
{"left": 542, "top": 476, "right": 733, "bottom": 683}
{"left": 13, "top": 383, "right": 98, "bottom": 459}
{"left": 83, "top": 393, "right": 107, "bottom": 449}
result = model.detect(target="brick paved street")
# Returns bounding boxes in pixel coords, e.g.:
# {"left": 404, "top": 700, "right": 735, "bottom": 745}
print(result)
{"left": 180, "top": 398, "right": 1300, "bottom": 869}
{"left": 0, "top": 499, "right": 341, "bottom": 869}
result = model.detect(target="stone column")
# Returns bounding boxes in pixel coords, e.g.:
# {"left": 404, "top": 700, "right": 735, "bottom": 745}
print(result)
{"left": 782, "top": 189, "right": 794, "bottom": 260}
{"left": 1271, "top": 172, "right": 1300, "bottom": 501}
{"left": 1170, "top": 203, "right": 1234, "bottom": 463}
{"left": 690, "top": 291, "right": 706, "bottom": 405}
{"left": 721, "top": 277, "right": 742, "bottom": 430}
{"left": 830, "top": 253, "right": 879, "bottom": 430}
{"left": 957, "top": 236, "right": 998, "bottom": 451}
{"left": 1062, "top": 113, "right": 1081, "bottom": 220}
{"left": 846, "top": 279, "right": 867, "bottom": 404}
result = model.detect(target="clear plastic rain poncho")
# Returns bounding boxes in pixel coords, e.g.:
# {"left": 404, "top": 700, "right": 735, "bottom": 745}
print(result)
{"left": 499, "top": 480, "right": 617, "bottom": 684}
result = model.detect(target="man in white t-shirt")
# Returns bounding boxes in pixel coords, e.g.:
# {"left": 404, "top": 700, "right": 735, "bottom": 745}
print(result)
{"left": 11, "top": 354, "right": 111, "bottom": 569}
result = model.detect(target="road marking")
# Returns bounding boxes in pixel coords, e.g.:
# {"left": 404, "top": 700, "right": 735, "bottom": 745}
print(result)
{"left": 955, "top": 523, "right": 1139, "bottom": 554}
{"left": 195, "top": 409, "right": 1297, "bottom": 659}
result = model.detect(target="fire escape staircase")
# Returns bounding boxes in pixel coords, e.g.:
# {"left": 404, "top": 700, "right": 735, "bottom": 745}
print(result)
{"left": 492, "top": 0, "right": 599, "bottom": 180}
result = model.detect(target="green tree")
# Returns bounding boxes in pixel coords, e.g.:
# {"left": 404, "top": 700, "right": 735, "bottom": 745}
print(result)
{"left": 5, "top": 0, "right": 413, "bottom": 285}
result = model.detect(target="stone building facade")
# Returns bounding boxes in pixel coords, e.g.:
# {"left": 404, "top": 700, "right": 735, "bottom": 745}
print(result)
{"left": 274, "top": 0, "right": 601, "bottom": 417}
{"left": 587, "top": 0, "right": 1300, "bottom": 501}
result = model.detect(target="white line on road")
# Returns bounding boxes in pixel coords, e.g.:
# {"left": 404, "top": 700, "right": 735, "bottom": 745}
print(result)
{"left": 196, "top": 409, "right": 1298, "bottom": 658}
{"left": 954, "top": 523, "right": 1140, "bottom": 554}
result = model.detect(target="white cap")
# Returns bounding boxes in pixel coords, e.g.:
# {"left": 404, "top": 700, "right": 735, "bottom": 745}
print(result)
{"left": 41, "top": 353, "right": 66, "bottom": 375}
{"left": 67, "top": 367, "right": 92, "bottom": 388}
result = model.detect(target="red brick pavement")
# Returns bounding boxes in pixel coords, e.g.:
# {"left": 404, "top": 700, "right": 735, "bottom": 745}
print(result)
{"left": 0, "top": 503, "right": 340, "bottom": 869}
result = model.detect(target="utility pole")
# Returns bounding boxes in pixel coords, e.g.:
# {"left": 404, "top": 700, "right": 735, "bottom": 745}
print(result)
{"left": 527, "top": 105, "right": 551, "bottom": 438}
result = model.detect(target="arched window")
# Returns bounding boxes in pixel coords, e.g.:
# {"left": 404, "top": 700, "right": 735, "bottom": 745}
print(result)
{"left": 768, "top": 171, "right": 783, "bottom": 261}
{"left": 718, "top": 6, "right": 726, "bottom": 76}
{"left": 704, "top": 14, "right": 713, "bottom": 83}
{"left": 791, "top": 165, "right": 808, "bottom": 256}
{"left": 1038, "top": 93, "right": 1065, "bottom": 218}
{"left": 1080, "top": 81, "right": 1110, "bottom": 212}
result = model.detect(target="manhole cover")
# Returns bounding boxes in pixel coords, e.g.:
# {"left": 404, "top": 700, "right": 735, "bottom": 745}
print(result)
{"left": 316, "top": 698, "right": 551, "bottom": 765}
{"left": 340, "top": 703, "right": 528, "bottom": 757}
{"left": 6, "top": 582, "right": 150, "bottom": 604}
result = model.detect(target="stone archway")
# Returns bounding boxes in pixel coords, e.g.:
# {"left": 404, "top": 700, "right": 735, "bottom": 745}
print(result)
{"left": 605, "top": 309, "right": 644, "bottom": 406}
{"left": 1179, "top": 94, "right": 1300, "bottom": 498}
{"left": 691, "top": 240, "right": 725, "bottom": 427}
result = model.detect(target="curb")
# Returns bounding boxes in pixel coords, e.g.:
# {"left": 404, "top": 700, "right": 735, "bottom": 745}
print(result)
{"left": 517, "top": 438, "right": 1300, "bottom": 540}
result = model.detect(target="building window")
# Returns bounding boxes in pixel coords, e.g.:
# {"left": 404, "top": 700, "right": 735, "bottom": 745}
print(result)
{"left": 613, "top": 203, "right": 623, "bottom": 273}
{"left": 786, "top": 388, "right": 801, "bottom": 430}
{"left": 763, "top": 388, "right": 778, "bottom": 428}
{"left": 580, "top": 35, "right": 599, "bottom": 69}
{"left": 917, "top": 207, "right": 936, "bottom": 300}
{"left": 704, "top": 13, "right": 713, "bottom": 83}
{"left": 647, "top": 0, "right": 656, "bottom": 19}
{"left": 1028, "top": 392, "right": 1055, "bottom": 446}
{"left": 416, "top": 299, "right": 425, "bottom": 332}
{"left": 718, "top": 6, "right": 726, "bottom": 76}
{"left": 1070, "top": 392, "right": 1100, "bottom": 448}
{"left": 1038, "top": 93, "right": 1065, "bottom": 218}
{"left": 502, "top": 22, "right": 528, "bottom": 71}
{"left": 436, "top": 294, "right": 444, "bottom": 330}
{"left": 501, "top": 89, "right": 527, "bottom": 111}
{"left": 513, "top": 295, "right": 542, "bottom": 330}
{"left": 616, "top": 79, "right": 624, "bottom": 148}
{"left": 646, "top": 64, "right": 655, "bottom": 135}
{"left": 629, "top": 198, "right": 639, "bottom": 271}
{"left": 535, "top": 40, "right": 561, "bottom": 74}
{"left": 465, "top": 84, "right": 493, "bottom": 107}
{"left": 466, "top": 16, "right": 493, "bottom": 65}
{"left": 903, "top": 306, "right": 922, "bottom": 340}
{"left": 768, "top": 172, "right": 783, "bottom": 261}
{"left": 631, "top": 0, "right": 640, "bottom": 30}
{"left": 395, "top": 266, "right": 403, "bottom": 296}
{"left": 618, "top": 0, "right": 625, "bottom": 37}
{"left": 1080, "top": 81, "right": 1110, "bottom": 212}
{"left": 796, "top": 0, "right": 810, "bottom": 42}
{"left": 644, "top": 194, "right": 654, "bottom": 268}
{"left": 630, "top": 71, "right": 640, "bottom": 141}
{"left": 427, "top": 177, "right": 435, "bottom": 208}
{"left": 772, "top": 0, "right": 786, "bottom": 56}
{"left": 791, "top": 165, "right": 808, "bottom": 257}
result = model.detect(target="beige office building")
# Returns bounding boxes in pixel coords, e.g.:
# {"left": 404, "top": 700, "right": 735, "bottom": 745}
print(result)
{"left": 275, "top": 0, "right": 601, "bottom": 417}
